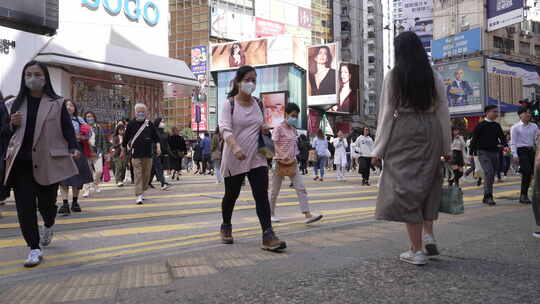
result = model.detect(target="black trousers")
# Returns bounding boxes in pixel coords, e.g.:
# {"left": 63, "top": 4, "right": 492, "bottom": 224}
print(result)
{"left": 11, "top": 160, "right": 59, "bottom": 250}
{"left": 150, "top": 155, "right": 166, "bottom": 186}
{"left": 221, "top": 166, "right": 272, "bottom": 232}
{"left": 358, "top": 157, "right": 372, "bottom": 181}
{"left": 533, "top": 169, "right": 540, "bottom": 226}
{"left": 518, "top": 147, "right": 535, "bottom": 196}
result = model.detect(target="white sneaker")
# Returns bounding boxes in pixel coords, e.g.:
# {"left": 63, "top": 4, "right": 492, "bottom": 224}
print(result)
{"left": 271, "top": 216, "right": 281, "bottom": 223}
{"left": 117, "top": 182, "right": 124, "bottom": 187}
{"left": 94, "top": 185, "right": 102, "bottom": 193}
{"left": 40, "top": 226, "right": 54, "bottom": 247}
{"left": 399, "top": 250, "right": 427, "bottom": 265}
{"left": 161, "top": 184, "right": 170, "bottom": 191}
{"left": 305, "top": 214, "right": 323, "bottom": 224}
{"left": 136, "top": 195, "right": 143, "bottom": 205}
{"left": 423, "top": 234, "right": 439, "bottom": 256}
{"left": 82, "top": 189, "right": 90, "bottom": 198}
{"left": 533, "top": 232, "right": 540, "bottom": 239}
{"left": 24, "top": 249, "right": 43, "bottom": 267}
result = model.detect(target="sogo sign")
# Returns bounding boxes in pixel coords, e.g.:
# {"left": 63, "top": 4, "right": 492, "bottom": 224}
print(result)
{"left": 82, "top": 0, "right": 160, "bottom": 26}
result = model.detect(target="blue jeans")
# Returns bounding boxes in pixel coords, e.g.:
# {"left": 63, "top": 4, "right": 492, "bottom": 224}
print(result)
{"left": 314, "top": 156, "right": 328, "bottom": 178}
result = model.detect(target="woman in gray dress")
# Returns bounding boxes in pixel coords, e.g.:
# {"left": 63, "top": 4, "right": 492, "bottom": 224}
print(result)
{"left": 372, "top": 32, "right": 451, "bottom": 266}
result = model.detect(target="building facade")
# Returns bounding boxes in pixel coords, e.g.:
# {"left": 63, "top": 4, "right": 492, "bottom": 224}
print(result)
{"left": 433, "top": 0, "right": 540, "bottom": 130}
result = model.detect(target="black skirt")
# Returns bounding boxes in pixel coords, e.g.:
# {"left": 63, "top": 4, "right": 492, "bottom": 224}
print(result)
{"left": 60, "top": 143, "right": 94, "bottom": 187}
{"left": 452, "top": 150, "right": 465, "bottom": 167}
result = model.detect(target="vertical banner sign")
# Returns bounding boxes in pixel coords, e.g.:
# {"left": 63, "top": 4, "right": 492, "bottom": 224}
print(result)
{"left": 191, "top": 46, "right": 208, "bottom": 131}
{"left": 307, "top": 43, "right": 339, "bottom": 107}
{"left": 487, "top": 0, "right": 524, "bottom": 31}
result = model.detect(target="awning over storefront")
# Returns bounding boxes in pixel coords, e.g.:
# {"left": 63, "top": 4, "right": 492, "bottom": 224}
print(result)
{"left": 34, "top": 38, "right": 199, "bottom": 88}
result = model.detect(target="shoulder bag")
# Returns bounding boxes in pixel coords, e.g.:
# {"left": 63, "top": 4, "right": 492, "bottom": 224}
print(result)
{"left": 127, "top": 120, "right": 149, "bottom": 153}
{"left": 276, "top": 158, "right": 297, "bottom": 177}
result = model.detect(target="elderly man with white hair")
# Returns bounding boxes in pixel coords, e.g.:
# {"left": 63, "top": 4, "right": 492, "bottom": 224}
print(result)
{"left": 121, "top": 103, "right": 161, "bottom": 204}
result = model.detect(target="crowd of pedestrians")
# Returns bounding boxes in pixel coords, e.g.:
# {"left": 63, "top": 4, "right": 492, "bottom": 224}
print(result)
{"left": 1, "top": 31, "right": 539, "bottom": 269}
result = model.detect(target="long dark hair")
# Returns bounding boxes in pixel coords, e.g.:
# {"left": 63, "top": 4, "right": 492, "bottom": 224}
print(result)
{"left": 311, "top": 46, "right": 333, "bottom": 74}
{"left": 393, "top": 32, "right": 436, "bottom": 111}
{"left": 227, "top": 65, "right": 256, "bottom": 98}
{"left": 11, "top": 61, "right": 60, "bottom": 114}
{"left": 230, "top": 43, "right": 243, "bottom": 56}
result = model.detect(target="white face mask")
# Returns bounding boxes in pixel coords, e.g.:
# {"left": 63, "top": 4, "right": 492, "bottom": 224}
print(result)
{"left": 239, "top": 82, "right": 256, "bottom": 95}
{"left": 25, "top": 77, "right": 45, "bottom": 91}
{"left": 159, "top": 122, "right": 165, "bottom": 128}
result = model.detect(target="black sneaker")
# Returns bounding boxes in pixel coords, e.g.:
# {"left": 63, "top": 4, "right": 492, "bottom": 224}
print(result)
{"left": 477, "top": 179, "right": 482, "bottom": 186}
{"left": 519, "top": 195, "right": 532, "bottom": 204}
{"left": 71, "top": 202, "right": 82, "bottom": 212}
{"left": 58, "top": 203, "right": 70, "bottom": 215}
{"left": 483, "top": 195, "right": 496, "bottom": 206}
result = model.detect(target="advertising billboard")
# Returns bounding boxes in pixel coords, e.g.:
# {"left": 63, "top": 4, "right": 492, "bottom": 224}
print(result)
{"left": 211, "top": 39, "right": 268, "bottom": 71}
{"left": 487, "top": 0, "right": 524, "bottom": 31}
{"left": 431, "top": 28, "right": 482, "bottom": 60}
{"left": 487, "top": 58, "right": 540, "bottom": 107}
{"left": 396, "top": 0, "right": 433, "bottom": 52}
{"left": 191, "top": 46, "right": 209, "bottom": 132}
{"left": 255, "top": 18, "right": 286, "bottom": 37}
{"left": 434, "top": 58, "right": 485, "bottom": 114}
{"left": 210, "top": 7, "right": 255, "bottom": 41}
{"left": 328, "top": 63, "right": 360, "bottom": 114}
{"left": 307, "top": 43, "right": 338, "bottom": 106}
{"left": 261, "top": 91, "right": 287, "bottom": 129}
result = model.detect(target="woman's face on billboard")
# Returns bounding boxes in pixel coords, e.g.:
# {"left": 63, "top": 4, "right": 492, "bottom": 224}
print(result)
{"left": 315, "top": 48, "right": 329, "bottom": 65}
{"left": 341, "top": 65, "right": 351, "bottom": 83}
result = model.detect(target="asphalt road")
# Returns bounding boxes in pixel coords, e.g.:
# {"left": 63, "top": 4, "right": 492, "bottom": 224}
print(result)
{"left": 0, "top": 171, "right": 537, "bottom": 304}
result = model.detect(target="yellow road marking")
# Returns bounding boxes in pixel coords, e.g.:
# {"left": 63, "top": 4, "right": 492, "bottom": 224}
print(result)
{"left": 0, "top": 212, "right": 374, "bottom": 273}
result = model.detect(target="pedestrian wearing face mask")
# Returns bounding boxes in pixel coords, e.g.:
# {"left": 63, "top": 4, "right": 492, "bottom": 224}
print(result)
{"left": 121, "top": 104, "right": 161, "bottom": 205}
{"left": 219, "top": 65, "right": 286, "bottom": 251}
{"left": 82, "top": 111, "right": 107, "bottom": 197}
{"left": 268, "top": 103, "right": 323, "bottom": 224}
{"left": 3, "top": 61, "right": 80, "bottom": 267}
{"left": 333, "top": 131, "right": 348, "bottom": 181}
{"left": 149, "top": 118, "right": 170, "bottom": 190}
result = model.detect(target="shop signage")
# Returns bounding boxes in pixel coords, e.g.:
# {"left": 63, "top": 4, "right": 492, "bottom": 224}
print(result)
{"left": 0, "top": 39, "right": 16, "bottom": 55}
{"left": 431, "top": 28, "right": 481, "bottom": 60}
{"left": 81, "top": 0, "right": 160, "bottom": 26}
{"left": 487, "top": 0, "right": 524, "bottom": 31}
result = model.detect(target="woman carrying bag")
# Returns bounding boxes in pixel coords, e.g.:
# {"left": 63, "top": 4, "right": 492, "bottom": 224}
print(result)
{"left": 268, "top": 103, "right": 323, "bottom": 224}
{"left": 371, "top": 32, "right": 451, "bottom": 266}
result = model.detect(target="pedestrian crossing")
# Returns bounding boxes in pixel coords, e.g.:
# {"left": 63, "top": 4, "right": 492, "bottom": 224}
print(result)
{"left": 0, "top": 174, "right": 523, "bottom": 278}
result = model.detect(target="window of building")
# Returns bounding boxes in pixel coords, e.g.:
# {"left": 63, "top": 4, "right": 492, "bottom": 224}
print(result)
{"left": 493, "top": 36, "right": 514, "bottom": 51}
{"left": 520, "top": 41, "right": 531, "bottom": 55}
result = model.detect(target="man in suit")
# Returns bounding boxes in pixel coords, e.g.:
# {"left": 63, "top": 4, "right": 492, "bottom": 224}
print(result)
{"left": 447, "top": 69, "right": 474, "bottom": 107}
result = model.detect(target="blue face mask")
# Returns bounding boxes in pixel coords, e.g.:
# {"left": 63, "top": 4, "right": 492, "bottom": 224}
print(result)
{"left": 287, "top": 117, "right": 298, "bottom": 127}
{"left": 86, "top": 117, "right": 95, "bottom": 124}
{"left": 135, "top": 112, "right": 146, "bottom": 121}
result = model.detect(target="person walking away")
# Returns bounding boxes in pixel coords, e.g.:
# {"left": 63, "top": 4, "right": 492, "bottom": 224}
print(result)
{"left": 218, "top": 65, "right": 286, "bottom": 251}
{"left": 193, "top": 140, "right": 203, "bottom": 174}
{"left": 3, "top": 61, "right": 80, "bottom": 267}
{"left": 327, "top": 135, "right": 335, "bottom": 171}
{"left": 112, "top": 122, "right": 128, "bottom": 186}
{"left": 268, "top": 103, "right": 323, "bottom": 224}
{"left": 449, "top": 127, "right": 466, "bottom": 187}
{"left": 470, "top": 105, "right": 507, "bottom": 206}
{"left": 356, "top": 127, "right": 374, "bottom": 185}
{"left": 371, "top": 32, "right": 451, "bottom": 266}
{"left": 168, "top": 126, "right": 187, "bottom": 180}
{"left": 510, "top": 107, "right": 539, "bottom": 204}
{"left": 58, "top": 100, "right": 93, "bottom": 215}
{"left": 201, "top": 132, "right": 212, "bottom": 175}
{"left": 149, "top": 118, "right": 170, "bottom": 190}
{"left": 312, "top": 130, "right": 328, "bottom": 181}
{"left": 82, "top": 111, "right": 106, "bottom": 197}
{"left": 298, "top": 134, "right": 310, "bottom": 175}
{"left": 121, "top": 104, "right": 161, "bottom": 205}
{"left": 211, "top": 126, "right": 224, "bottom": 184}
{"left": 333, "top": 131, "right": 348, "bottom": 181}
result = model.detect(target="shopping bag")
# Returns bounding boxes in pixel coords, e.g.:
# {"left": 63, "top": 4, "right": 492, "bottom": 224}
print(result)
{"left": 440, "top": 185, "right": 464, "bottom": 215}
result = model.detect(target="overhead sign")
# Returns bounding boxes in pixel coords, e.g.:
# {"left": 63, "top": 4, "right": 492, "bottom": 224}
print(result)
{"left": 255, "top": 18, "right": 286, "bottom": 37}
{"left": 487, "top": 58, "right": 540, "bottom": 107}
{"left": 431, "top": 28, "right": 482, "bottom": 60}
{"left": 395, "top": 0, "right": 433, "bottom": 52}
{"left": 487, "top": 0, "right": 524, "bottom": 31}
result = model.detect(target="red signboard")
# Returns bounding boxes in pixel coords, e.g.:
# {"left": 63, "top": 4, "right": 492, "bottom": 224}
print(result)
{"left": 298, "top": 7, "right": 312, "bottom": 28}
{"left": 255, "top": 18, "right": 286, "bottom": 37}
{"left": 191, "top": 102, "right": 208, "bottom": 132}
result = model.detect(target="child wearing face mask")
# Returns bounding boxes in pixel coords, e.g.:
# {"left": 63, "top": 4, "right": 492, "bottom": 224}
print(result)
{"left": 268, "top": 103, "right": 323, "bottom": 224}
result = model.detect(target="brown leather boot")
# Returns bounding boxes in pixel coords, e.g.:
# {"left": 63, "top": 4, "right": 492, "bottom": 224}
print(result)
{"left": 261, "top": 228, "right": 286, "bottom": 252}
{"left": 220, "top": 224, "right": 233, "bottom": 244}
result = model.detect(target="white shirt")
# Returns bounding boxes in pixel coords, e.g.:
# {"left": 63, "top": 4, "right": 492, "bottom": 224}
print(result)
{"left": 450, "top": 135, "right": 466, "bottom": 151}
{"left": 355, "top": 135, "right": 374, "bottom": 157}
{"left": 510, "top": 120, "right": 539, "bottom": 157}
{"left": 333, "top": 137, "right": 348, "bottom": 166}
